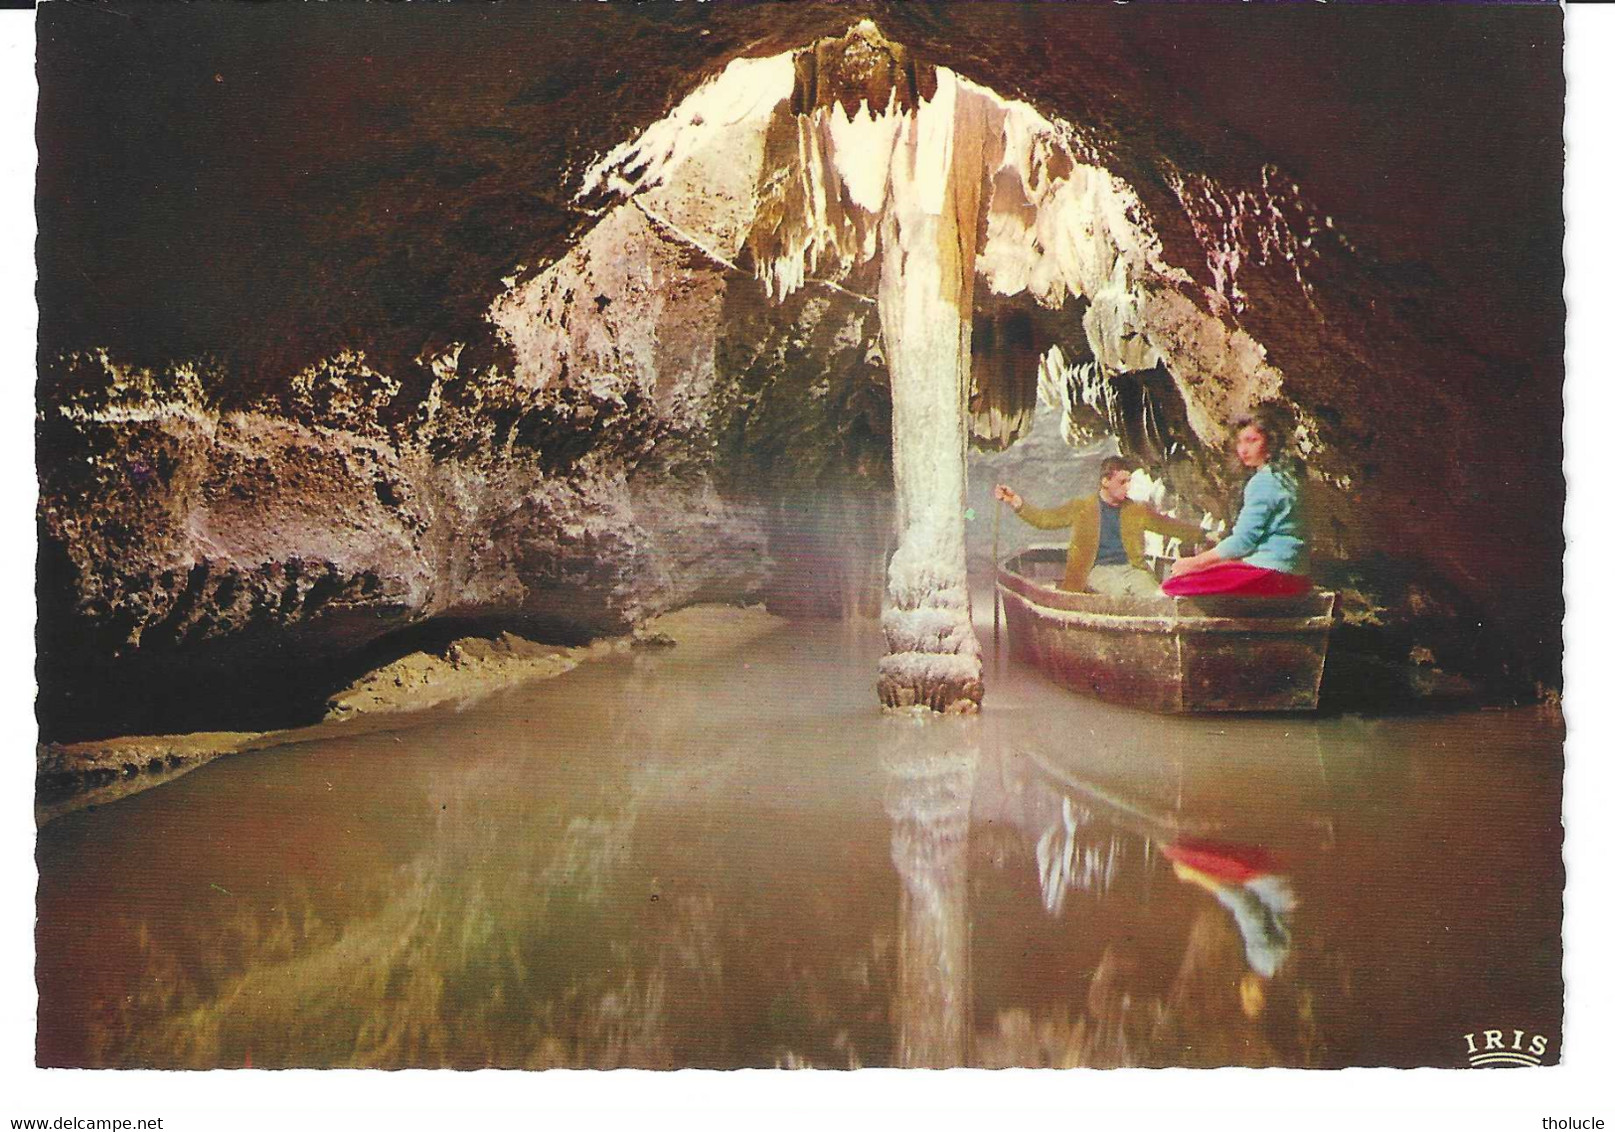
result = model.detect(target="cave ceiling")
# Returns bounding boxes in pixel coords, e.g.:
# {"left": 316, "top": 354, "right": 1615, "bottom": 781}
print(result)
{"left": 38, "top": 1, "right": 1562, "bottom": 385}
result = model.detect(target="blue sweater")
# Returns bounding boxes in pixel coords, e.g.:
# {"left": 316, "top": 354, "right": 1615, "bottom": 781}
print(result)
{"left": 1218, "top": 464, "right": 1309, "bottom": 575}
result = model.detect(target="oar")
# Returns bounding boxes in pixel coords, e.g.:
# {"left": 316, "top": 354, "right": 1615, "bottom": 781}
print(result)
{"left": 992, "top": 496, "right": 1003, "bottom": 663}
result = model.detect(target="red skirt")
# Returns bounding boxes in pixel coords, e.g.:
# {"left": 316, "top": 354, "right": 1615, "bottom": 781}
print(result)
{"left": 1161, "top": 561, "right": 1311, "bottom": 597}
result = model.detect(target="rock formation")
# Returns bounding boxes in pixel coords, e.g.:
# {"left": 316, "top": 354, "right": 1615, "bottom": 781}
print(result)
{"left": 36, "top": 4, "right": 1564, "bottom": 737}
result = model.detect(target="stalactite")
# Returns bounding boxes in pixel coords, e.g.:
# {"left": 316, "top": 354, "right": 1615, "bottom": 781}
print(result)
{"left": 968, "top": 308, "right": 1043, "bottom": 451}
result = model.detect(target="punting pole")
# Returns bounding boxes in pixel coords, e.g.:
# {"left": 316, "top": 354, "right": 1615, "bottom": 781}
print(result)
{"left": 992, "top": 498, "right": 1003, "bottom": 663}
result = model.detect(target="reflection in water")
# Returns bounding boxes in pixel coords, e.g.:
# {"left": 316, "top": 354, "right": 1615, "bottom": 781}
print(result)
{"left": 35, "top": 616, "right": 1563, "bottom": 1069}
{"left": 1035, "top": 796, "right": 1125, "bottom": 916}
{"left": 880, "top": 715, "right": 979, "bottom": 1068}
{"left": 1163, "top": 841, "right": 1296, "bottom": 979}
{"left": 59, "top": 754, "right": 691, "bottom": 1068}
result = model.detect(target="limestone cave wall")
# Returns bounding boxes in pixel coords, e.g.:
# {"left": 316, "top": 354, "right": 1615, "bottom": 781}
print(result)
{"left": 36, "top": 2, "right": 1564, "bottom": 736}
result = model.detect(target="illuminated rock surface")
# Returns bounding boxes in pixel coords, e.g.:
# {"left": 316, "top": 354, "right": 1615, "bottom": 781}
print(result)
{"left": 36, "top": 5, "right": 1564, "bottom": 737}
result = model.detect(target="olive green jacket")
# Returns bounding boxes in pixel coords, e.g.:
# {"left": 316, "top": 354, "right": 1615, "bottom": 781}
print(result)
{"left": 1016, "top": 495, "right": 1204, "bottom": 592}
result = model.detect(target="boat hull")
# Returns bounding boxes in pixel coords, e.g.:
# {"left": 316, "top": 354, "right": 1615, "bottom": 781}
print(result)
{"left": 997, "top": 549, "right": 1335, "bottom": 713}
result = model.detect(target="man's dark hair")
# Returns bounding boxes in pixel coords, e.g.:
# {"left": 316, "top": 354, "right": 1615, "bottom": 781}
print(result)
{"left": 1097, "top": 456, "right": 1134, "bottom": 483}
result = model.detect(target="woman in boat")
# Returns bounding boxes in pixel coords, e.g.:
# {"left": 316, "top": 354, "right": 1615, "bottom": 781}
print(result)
{"left": 1163, "top": 408, "right": 1311, "bottom": 597}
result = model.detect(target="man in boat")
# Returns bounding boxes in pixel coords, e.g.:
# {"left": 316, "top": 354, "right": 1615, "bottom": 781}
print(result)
{"left": 994, "top": 457, "right": 1208, "bottom": 598}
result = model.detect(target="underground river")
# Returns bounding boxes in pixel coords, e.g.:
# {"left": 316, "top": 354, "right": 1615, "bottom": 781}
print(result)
{"left": 35, "top": 607, "right": 1563, "bottom": 1069}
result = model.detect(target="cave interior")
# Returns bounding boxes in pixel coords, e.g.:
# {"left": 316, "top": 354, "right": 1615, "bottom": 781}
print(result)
{"left": 33, "top": 4, "right": 1566, "bottom": 741}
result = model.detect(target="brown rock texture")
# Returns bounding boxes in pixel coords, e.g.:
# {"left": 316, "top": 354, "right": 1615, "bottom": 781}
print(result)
{"left": 37, "top": 4, "right": 1564, "bottom": 733}
{"left": 37, "top": 342, "right": 771, "bottom": 740}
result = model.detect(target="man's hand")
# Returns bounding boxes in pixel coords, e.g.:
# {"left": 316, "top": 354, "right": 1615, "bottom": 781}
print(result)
{"left": 993, "top": 484, "right": 1023, "bottom": 511}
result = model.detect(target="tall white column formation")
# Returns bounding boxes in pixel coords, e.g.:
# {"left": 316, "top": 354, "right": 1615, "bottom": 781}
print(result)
{"left": 872, "top": 71, "right": 991, "bottom": 712}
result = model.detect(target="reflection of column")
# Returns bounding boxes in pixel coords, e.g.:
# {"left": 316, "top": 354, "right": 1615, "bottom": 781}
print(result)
{"left": 880, "top": 716, "right": 980, "bottom": 1067}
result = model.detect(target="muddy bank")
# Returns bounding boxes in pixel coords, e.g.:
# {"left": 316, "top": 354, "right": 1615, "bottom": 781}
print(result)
{"left": 37, "top": 604, "right": 784, "bottom": 824}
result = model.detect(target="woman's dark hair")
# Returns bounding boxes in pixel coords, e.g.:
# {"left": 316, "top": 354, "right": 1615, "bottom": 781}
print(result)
{"left": 1233, "top": 404, "right": 1300, "bottom": 483}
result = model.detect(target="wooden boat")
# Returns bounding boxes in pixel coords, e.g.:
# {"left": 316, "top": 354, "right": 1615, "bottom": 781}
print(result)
{"left": 996, "top": 547, "right": 1335, "bottom": 713}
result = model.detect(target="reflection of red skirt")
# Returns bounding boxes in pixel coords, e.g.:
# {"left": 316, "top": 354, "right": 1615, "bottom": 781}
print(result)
{"left": 1161, "top": 561, "right": 1311, "bottom": 597}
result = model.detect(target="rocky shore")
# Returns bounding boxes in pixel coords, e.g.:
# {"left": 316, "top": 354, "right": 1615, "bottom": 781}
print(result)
{"left": 36, "top": 605, "right": 784, "bottom": 825}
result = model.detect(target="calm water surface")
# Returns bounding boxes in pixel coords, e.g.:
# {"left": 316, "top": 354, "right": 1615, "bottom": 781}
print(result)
{"left": 36, "top": 612, "right": 1563, "bottom": 1068}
